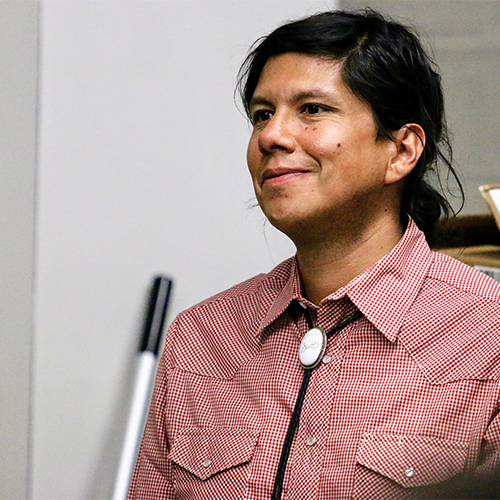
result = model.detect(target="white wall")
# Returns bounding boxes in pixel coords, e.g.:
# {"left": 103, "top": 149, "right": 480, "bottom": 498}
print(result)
{"left": 33, "top": 1, "right": 335, "bottom": 499}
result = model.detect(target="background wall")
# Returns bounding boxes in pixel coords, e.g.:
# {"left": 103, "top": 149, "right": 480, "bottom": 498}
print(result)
{"left": 32, "top": 1, "right": 333, "bottom": 499}
{"left": 0, "top": 2, "right": 38, "bottom": 499}
{"left": 1, "top": 1, "right": 499, "bottom": 499}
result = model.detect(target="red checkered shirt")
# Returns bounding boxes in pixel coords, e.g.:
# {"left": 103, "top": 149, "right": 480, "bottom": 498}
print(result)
{"left": 129, "top": 220, "right": 500, "bottom": 499}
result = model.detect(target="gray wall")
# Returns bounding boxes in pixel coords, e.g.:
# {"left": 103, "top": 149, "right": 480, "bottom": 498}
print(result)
{"left": 0, "top": 2, "right": 38, "bottom": 499}
{"left": 341, "top": 0, "right": 500, "bottom": 214}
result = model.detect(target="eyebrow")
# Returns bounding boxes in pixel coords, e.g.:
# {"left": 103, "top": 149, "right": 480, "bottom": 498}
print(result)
{"left": 292, "top": 90, "right": 333, "bottom": 102}
{"left": 249, "top": 89, "right": 336, "bottom": 109}
{"left": 248, "top": 96, "right": 272, "bottom": 109}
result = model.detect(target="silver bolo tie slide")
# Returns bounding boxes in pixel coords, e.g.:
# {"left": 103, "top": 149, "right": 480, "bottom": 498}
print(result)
{"left": 298, "top": 326, "right": 327, "bottom": 369}
{"left": 298, "top": 310, "right": 363, "bottom": 370}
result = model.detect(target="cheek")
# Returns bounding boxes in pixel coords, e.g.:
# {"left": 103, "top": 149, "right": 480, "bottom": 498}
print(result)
{"left": 246, "top": 138, "right": 260, "bottom": 177}
{"left": 306, "top": 132, "right": 343, "bottom": 158}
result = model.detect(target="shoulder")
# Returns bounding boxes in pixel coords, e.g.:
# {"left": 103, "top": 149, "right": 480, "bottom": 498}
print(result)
{"left": 163, "top": 257, "right": 295, "bottom": 378}
{"left": 180, "top": 255, "right": 295, "bottom": 319}
{"left": 400, "top": 250, "right": 500, "bottom": 383}
{"left": 427, "top": 250, "right": 500, "bottom": 303}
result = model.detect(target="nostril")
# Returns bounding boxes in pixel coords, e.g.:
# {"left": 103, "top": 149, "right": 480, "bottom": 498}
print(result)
{"left": 259, "top": 142, "right": 288, "bottom": 155}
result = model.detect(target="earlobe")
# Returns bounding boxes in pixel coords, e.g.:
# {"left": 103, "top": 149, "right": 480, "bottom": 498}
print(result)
{"left": 385, "top": 124, "right": 425, "bottom": 185}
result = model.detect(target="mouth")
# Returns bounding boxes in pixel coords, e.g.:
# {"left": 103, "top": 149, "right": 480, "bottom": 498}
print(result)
{"left": 261, "top": 167, "right": 312, "bottom": 186}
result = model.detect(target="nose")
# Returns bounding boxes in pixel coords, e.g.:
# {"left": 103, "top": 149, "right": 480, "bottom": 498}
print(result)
{"left": 257, "top": 111, "right": 296, "bottom": 155}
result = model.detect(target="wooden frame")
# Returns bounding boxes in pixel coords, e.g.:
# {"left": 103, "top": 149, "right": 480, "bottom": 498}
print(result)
{"left": 479, "top": 184, "right": 500, "bottom": 231}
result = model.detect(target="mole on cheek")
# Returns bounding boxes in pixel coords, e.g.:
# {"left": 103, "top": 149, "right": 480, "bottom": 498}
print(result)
{"left": 337, "top": 143, "right": 341, "bottom": 148}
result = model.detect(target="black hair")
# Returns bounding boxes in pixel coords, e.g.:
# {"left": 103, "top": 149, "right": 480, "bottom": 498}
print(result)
{"left": 237, "top": 9, "right": 463, "bottom": 245}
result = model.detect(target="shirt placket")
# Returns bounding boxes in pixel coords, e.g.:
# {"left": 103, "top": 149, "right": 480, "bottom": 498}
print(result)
{"left": 282, "top": 305, "right": 355, "bottom": 500}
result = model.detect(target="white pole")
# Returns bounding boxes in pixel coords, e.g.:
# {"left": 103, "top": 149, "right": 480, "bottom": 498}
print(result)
{"left": 112, "top": 276, "right": 172, "bottom": 500}
{"left": 112, "top": 352, "right": 157, "bottom": 500}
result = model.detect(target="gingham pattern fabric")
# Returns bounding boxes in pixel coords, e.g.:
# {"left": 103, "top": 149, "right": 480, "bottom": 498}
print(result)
{"left": 128, "top": 221, "right": 500, "bottom": 500}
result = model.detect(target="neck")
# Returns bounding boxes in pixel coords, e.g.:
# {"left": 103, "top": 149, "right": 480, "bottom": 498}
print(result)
{"left": 295, "top": 215, "right": 404, "bottom": 305}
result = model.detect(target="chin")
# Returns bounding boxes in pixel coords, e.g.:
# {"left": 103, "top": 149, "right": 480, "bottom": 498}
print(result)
{"left": 264, "top": 211, "right": 316, "bottom": 242}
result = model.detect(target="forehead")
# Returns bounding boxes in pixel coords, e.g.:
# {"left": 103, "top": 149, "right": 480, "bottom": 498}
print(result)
{"left": 261, "top": 52, "right": 342, "bottom": 77}
{"left": 251, "top": 53, "right": 353, "bottom": 104}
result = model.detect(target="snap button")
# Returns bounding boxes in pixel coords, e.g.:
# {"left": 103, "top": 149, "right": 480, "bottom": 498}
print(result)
{"left": 322, "top": 355, "right": 332, "bottom": 364}
{"left": 306, "top": 436, "right": 316, "bottom": 446}
{"left": 202, "top": 458, "right": 212, "bottom": 468}
{"left": 404, "top": 467, "right": 414, "bottom": 478}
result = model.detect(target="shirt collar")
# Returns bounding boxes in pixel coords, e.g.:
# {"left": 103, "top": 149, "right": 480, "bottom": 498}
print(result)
{"left": 257, "top": 220, "right": 432, "bottom": 342}
{"left": 257, "top": 257, "right": 302, "bottom": 335}
{"left": 323, "top": 220, "right": 433, "bottom": 341}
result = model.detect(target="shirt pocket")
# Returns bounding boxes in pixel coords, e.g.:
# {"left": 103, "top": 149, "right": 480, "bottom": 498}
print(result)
{"left": 169, "top": 427, "right": 259, "bottom": 498}
{"left": 353, "top": 433, "right": 468, "bottom": 499}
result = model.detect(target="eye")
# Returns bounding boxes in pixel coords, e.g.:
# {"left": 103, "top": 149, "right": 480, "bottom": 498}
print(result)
{"left": 251, "top": 109, "right": 273, "bottom": 125}
{"left": 302, "top": 103, "right": 328, "bottom": 115}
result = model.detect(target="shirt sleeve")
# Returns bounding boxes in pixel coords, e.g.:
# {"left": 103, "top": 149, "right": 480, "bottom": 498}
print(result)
{"left": 476, "top": 396, "right": 500, "bottom": 478}
{"left": 127, "top": 340, "right": 174, "bottom": 499}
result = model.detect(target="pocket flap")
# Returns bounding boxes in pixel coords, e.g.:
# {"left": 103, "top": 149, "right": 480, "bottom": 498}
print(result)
{"left": 169, "top": 427, "right": 259, "bottom": 480}
{"left": 357, "top": 433, "right": 467, "bottom": 488}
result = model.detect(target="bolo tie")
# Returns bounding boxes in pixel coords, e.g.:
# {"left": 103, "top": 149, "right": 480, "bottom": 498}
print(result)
{"left": 271, "top": 307, "right": 362, "bottom": 500}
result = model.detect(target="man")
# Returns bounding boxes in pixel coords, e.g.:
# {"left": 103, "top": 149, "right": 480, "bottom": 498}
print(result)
{"left": 129, "top": 9, "right": 500, "bottom": 500}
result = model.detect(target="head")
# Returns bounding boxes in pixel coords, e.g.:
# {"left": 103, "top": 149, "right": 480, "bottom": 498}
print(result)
{"left": 238, "top": 9, "right": 463, "bottom": 245}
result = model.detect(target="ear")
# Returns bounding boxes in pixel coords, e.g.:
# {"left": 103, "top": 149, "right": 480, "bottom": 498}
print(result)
{"left": 384, "top": 124, "right": 425, "bottom": 185}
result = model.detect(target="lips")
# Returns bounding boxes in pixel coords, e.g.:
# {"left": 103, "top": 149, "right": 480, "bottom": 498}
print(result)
{"left": 261, "top": 167, "right": 311, "bottom": 185}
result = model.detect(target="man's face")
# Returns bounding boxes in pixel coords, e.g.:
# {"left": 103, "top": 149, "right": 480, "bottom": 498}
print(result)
{"left": 247, "top": 53, "right": 398, "bottom": 242}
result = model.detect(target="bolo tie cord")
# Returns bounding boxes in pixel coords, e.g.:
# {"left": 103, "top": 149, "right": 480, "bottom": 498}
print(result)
{"left": 271, "top": 309, "right": 363, "bottom": 500}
